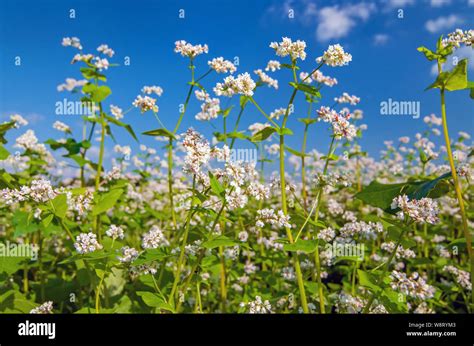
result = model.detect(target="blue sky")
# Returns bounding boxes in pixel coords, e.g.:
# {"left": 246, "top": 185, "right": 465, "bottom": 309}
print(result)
{"left": 0, "top": 0, "right": 473, "bottom": 167}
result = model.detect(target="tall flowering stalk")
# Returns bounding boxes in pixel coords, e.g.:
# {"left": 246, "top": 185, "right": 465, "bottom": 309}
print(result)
{"left": 418, "top": 30, "right": 473, "bottom": 305}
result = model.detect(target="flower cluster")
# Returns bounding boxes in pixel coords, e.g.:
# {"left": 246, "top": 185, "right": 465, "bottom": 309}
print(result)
{"left": 106, "top": 224, "right": 125, "bottom": 240}
{"left": 334, "top": 92, "right": 360, "bottom": 105}
{"left": 132, "top": 95, "right": 158, "bottom": 113}
{"left": 242, "top": 296, "right": 272, "bottom": 313}
{"left": 270, "top": 37, "right": 307, "bottom": 61}
{"left": 118, "top": 246, "right": 139, "bottom": 263}
{"left": 194, "top": 90, "right": 220, "bottom": 121}
{"left": 1, "top": 179, "right": 58, "bottom": 205}
{"left": 208, "top": 57, "right": 236, "bottom": 74}
{"left": 254, "top": 69, "right": 278, "bottom": 89}
{"left": 256, "top": 208, "right": 291, "bottom": 229}
{"left": 316, "top": 44, "right": 352, "bottom": 67}
{"left": 142, "top": 85, "right": 164, "bottom": 96}
{"left": 443, "top": 265, "right": 472, "bottom": 291}
{"left": 317, "top": 107, "right": 357, "bottom": 141}
{"left": 214, "top": 72, "right": 256, "bottom": 97}
{"left": 265, "top": 60, "right": 281, "bottom": 72}
{"left": 74, "top": 232, "right": 103, "bottom": 254}
{"left": 97, "top": 44, "right": 114, "bottom": 57}
{"left": 391, "top": 195, "right": 439, "bottom": 224}
{"left": 181, "top": 128, "right": 211, "bottom": 175}
{"left": 142, "top": 225, "right": 169, "bottom": 249}
{"left": 441, "top": 29, "right": 473, "bottom": 48}
{"left": 174, "top": 40, "right": 208, "bottom": 58}
{"left": 389, "top": 271, "right": 435, "bottom": 300}
{"left": 30, "top": 301, "right": 54, "bottom": 314}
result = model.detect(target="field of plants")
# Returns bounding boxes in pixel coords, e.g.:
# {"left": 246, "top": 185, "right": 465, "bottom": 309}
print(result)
{"left": 0, "top": 29, "right": 472, "bottom": 315}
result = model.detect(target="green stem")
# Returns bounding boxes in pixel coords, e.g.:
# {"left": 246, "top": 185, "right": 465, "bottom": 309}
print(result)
{"left": 363, "top": 226, "right": 407, "bottom": 313}
{"left": 168, "top": 175, "right": 196, "bottom": 305}
{"left": 438, "top": 62, "right": 473, "bottom": 305}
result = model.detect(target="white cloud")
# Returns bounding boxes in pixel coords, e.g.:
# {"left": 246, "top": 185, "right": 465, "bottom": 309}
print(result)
{"left": 385, "top": 0, "right": 415, "bottom": 8}
{"left": 430, "top": 0, "right": 451, "bottom": 7}
{"left": 425, "top": 15, "right": 463, "bottom": 33}
{"left": 430, "top": 47, "right": 474, "bottom": 76}
{"left": 316, "top": 3, "right": 376, "bottom": 41}
{"left": 373, "top": 34, "right": 390, "bottom": 45}
{"left": 469, "top": 0, "right": 474, "bottom": 6}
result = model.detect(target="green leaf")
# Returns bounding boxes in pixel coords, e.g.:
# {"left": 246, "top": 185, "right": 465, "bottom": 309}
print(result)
{"left": 209, "top": 172, "right": 225, "bottom": 200}
{"left": 283, "top": 239, "right": 318, "bottom": 253}
{"left": 92, "top": 189, "right": 123, "bottom": 215}
{"left": 13, "top": 211, "right": 38, "bottom": 237}
{"left": 357, "top": 269, "right": 382, "bottom": 293}
{"left": 356, "top": 173, "right": 451, "bottom": 211}
{"left": 136, "top": 291, "right": 175, "bottom": 313}
{"left": 285, "top": 146, "right": 306, "bottom": 158}
{"left": 250, "top": 126, "right": 276, "bottom": 142}
{"left": 0, "top": 144, "right": 10, "bottom": 160}
{"left": 82, "top": 84, "right": 112, "bottom": 103}
{"left": 80, "top": 67, "right": 107, "bottom": 82}
{"left": 142, "top": 128, "right": 176, "bottom": 140}
{"left": 276, "top": 127, "right": 293, "bottom": 136}
{"left": 202, "top": 236, "right": 238, "bottom": 249}
{"left": 50, "top": 194, "right": 68, "bottom": 219}
{"left": 417, "top": 46, "right": 439, "bottom": 61}
{"left": 426, "top": 59, "right": 468, "bottom": 91}
{"left": 289, "top": 82, "right": 321, "bottom": 98}
{"left": 239, "top": 96, "right": 249, "bottom": 108}
{"left": 104, "top": 114, "right": 138, "bottom": 142}
{"left": 297, "top": 118, "right": 318, "bottom": 126}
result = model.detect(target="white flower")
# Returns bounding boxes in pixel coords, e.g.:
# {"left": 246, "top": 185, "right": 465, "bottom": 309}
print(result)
{"left": 106, "top": 224, "right": 125, "bottom": 240}
{"left": 53, "top": 121, "right": 71, "bottom": 133}
{"left": 62, "top": 37, "right": 82, "bottom": 50}
{"left": 142, "top": 225, "right": 169, "bottom": 249}
{"left": 208, "top": 57, "right": 236, "bottom": 73}
{"left": 10, "top": 114, "right": 28, "bottom": 127}
{"left": 142, "top": 85, "right": 164, "bottom": 97}
{"left": 181, "top": 128, "right": 211, "bottom": 175}
{"left": 30, "top": 301, "right": 53, "bottom": 314}
{"left": 174, "top": 40, "right": 208, "bottom": 58}
{"left": 238, "top": 231, "right": 249, "bottom": 242}
{"left": 391, "top": 195, "right": 439, "bottom": 224}
{"left": 256, "top": 208, "right": 291, "bottom": 229}
{"left": 110, "top": 105, "right": 123, "bottom": 120}
{"left": 317, "top": 44, "right": 352, "bottom": 67}
{"left": 441, "top": 29, "right": 474, "bottom": 48}
{"left": 390, "top": 271, "right": 435, "bottom": 299}
{"left": 133, "top": 95, "right": 158, "bottom": 113}
{"left": 244, "top": 296, "right": 272, "bottom": 313}
{"left": 254, "top": 69, "right": 278, "bottom": 89}
{"left": 214, "top": 72, "right": 256, "bottom": 97}
{"left": 270, "top": 37, "right": 307, "bottom": 61}
{"left": 97, "top": 44, "right": 115, "bottom": 57}
{"left": 317, "top": 227, "right": 336, "bottom": 242}
{"left": 334, "top": 92, "right": 360, "bottom": 105}
{"left": 71, "top": 53, "right": 93, "bottom": 64}
{"left": 93, "top": 57, "right": 109, "bottom": 71}
{"left": 311, "top": 70, "right": 337, "bottom": 87}
{"left": 74, "top": 232, "right": 103, "bottom": 254}
{"left": 114, "top": 144, "right": 131, "bottom": 157}
{"left": 443, "top": 265, "right": 472, "bottom": 291}
{"left": 118, "top": 246, "right": 139, "bottom": 263}
{"left": 265, "top": 60, "right": 281, "bottom": 72}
